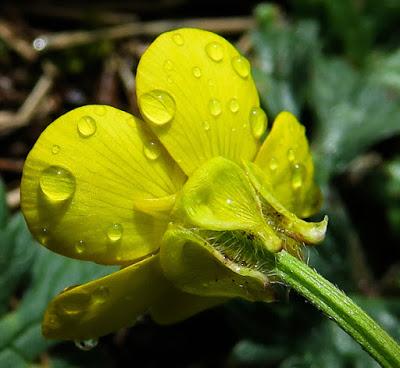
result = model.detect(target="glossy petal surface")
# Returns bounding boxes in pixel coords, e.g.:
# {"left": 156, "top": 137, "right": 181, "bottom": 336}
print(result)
{"left": 136, "top": 28, "right": 263, "bottom": 176}
{"left": 21, "top": 105, "right": 185, "bottom": 264}
{"left": 254, "top": 111, "right": 321, "bottom": 218}
{"left": 43, "top": 255, "right": 169, "bottom": 340}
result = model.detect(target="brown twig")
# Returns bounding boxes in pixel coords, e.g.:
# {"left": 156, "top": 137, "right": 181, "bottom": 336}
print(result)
{"left": 0, "top": 19, "right": 37, "bottom": 61}
{"left": 32, "top": 17, "right": 255, "bottom": 51}
{"left": 6, "top": 187, "right": 20, "bottom": 209}
{"left": 0, "top": 62, "right": 57, "bottom": 135}
{"left": 0, "top": 158, "right": 24, "bottom": 172}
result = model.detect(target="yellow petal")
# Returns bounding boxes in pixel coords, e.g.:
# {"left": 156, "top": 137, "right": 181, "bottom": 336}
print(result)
{"left": 21, "top": 105, "right": 185, "bottom": 264}
{"left": 136, "top": 28, "right": 265, "bottom": 176}
{"left": 254, "top": 111, "right": 321, "bottom": 218}
{"left": 43, "top": 254, "right": 169, "bottom": 340}
{"left": 150, "top": 287, "right": 227, "bottom": 325}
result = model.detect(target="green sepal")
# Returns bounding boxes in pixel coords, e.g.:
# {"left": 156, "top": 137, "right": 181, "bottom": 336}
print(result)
{"left": 160, "top": 224, "right": 275, "bottom": 302}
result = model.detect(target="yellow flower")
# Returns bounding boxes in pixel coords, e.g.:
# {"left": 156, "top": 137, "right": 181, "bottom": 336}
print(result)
{"left": 21, "top": 28, "right": 326, "bottom": 341}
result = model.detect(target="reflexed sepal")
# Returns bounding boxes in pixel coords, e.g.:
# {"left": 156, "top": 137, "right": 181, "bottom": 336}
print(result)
{"left": 244, "top": 161, "right": 328, "bottom": 246}
{"left": 160, "top": 223, "right": 276, "bottom": 302}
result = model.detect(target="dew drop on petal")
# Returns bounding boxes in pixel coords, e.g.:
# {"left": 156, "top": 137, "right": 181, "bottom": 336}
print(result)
{"left": 77, "top": 116, "right": 97, "bottom": 138}
{"left": 209, "top": 98, "right": 222, "bottom": 117}
{"left": 203, "top": 121, "right": 210, "bottom": 131}
{"left": 40, "top": 166, "right": 76, "bottom": 201}
{"left": 143, "top": 140, "right": 161, "bottom": 161}
{"left": 268, "top": 157, "right": 278, "bottom": 172}
{"left": 163, "top": 59, "right": 173, "bottom": 71}
{"left": 192, "top": 66, "right": 202, "bottom": 78}
{"left": 287, "top": 148, "right": 295, "bottom": 163}
{"left": 92, "top": 286, "right": 110, "bottom": 304}
{"left": 205, "top": 42, "right": 223, "bottom": 62}
{"left": 249, "top": 107, "right": 267, "bottom": 139}
{"left": 139, "top": 90, "right": 176, "bottom": 126}
{"left": 75, "top": 240, "right": 85, "bottom": 254}
{"left": 231, "top": 55, "right": 250, "bottom": 78}
{"left": 75, "top": 339, "right": 98, "bottom": 351}
{"left": 172, "top": 33, "right": 184, "bottom": 46}
{"left": 229, "top": 98, "right": 239, "bottom": 113}
{"left": 107, "top": 223, "right": 123, "bottom": 242}
{"left": 291, "top": 163, "right": 306, "bottom": 190}
{"left": 52, "top": 145, "right": 60, "bottom": 154}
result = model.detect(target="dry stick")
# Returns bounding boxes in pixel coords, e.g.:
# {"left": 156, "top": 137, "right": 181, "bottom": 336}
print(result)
{"left": 117, "top": 56, "right": 139, "bottom": 115}
{"left": 0, "top": 19, "right": 37, "bottom": 61}
{"left": 6, "top": 187, "right": 20, "bottom": 209}
{"left": 0, "top": 158, "right": 24, "bottom": 172}
{"left": 33, "top": 17, "right": 255, "bottom": 51}
{"left": 0, "top": 62, "right": 57, "bottom": 135}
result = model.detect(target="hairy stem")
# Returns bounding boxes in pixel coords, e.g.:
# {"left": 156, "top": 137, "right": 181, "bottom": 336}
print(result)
{"left": 274, "top": 250, "right": 400, "bottom": 368}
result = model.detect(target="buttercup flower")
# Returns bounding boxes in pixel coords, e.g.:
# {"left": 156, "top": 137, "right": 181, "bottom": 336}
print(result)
{"left": 21, "top": 28, "right": 327, "bottom": 340}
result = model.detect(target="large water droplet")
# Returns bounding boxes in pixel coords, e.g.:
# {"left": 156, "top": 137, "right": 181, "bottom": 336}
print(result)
{"left": 62, "top": 293, "right": 90, "bottom": 317}
{"left": 139, "top": 90, "right": 176, "bottom": 126}
{"left": 287, "top": 148, "right": 295, "bottom": 163}
{"left": 40, "top": 166, "right": 76, "bottom": 201}
{"left": 249, "top": 107, "right": 267, "bottom": 139}
{"left": 92, "top": 286, "right": 110, "bottom": 304}
{"left": 229, "top": 98, "right": 239, "bottom": 113}
{"left": 192, "top": 66, "right": 202, "bottom": 78}
{"left": 107, "top": 223, "right": 123, "bottom": 242}
{"left": 268, "top": 157, "right": 278, "bottom": 171}
{"left": 75, "top": 240, "right": 85, "bottom": 254}
{"left": 75, "top": 339, "right": 98, "bottom": 351}
{"left": 52, "top": 145, "right": 60, "bottom": 154}
{"left": 77, "top": 116, "right": 97, "bottom": 138}
{"left": 203, "top": 121, "right": 210, "bottom": 131}
{"left": 163, "top": 59, "right": 173, "bottom": 71}
{"left": 143, "top": 140, "right": 161, "bottom": 160}
{"left": 209, "top": 98, "right": 222, "bottom": 117}
{"left": 231, "top": 55, "right": 250, "bottom": 78}
{"left": 205, "top": 42, "right": 223, "bottom": 62}
{"left": 172, "top": 33, "right": 184, "bottom": 46}
{"left": 291, "top": 163, "right": 306, "bottom": 190}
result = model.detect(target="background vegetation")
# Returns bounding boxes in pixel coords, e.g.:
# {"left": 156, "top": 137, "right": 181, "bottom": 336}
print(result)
{"left": 0, "top": 1, "right": 400, "bottom": 366}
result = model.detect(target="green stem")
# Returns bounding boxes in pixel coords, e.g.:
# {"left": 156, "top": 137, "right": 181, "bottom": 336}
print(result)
{"left": 274, "top": 250, "right": 400, "bottom": 368}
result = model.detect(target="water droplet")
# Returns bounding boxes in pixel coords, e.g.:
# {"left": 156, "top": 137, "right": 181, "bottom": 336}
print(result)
{"left": 52, "top": 145, "right": 60, "bottom": 154}
{"left": 92, "top": 286, "right": 110, "bottom": 304}
{"left": 231, "top": 55, "right": 250, "bottom": 78}
{"left": 205, "top": 42, "right": 223, "bottom": 62}
{"left": 209, "top": 98, "right": 222, "bottom": 117}
{"left": 226, "top": 198, "right": 233, "bottom": 205}
{"left": 229, "top": 98, "right": 239, "bottom": 113}
{"left": 77, "top": 116, "right": 97, "bottom": 138}
{"left": 166, "top": 75, "right": 173, "bottom": 84}
{"left": 291, "top": 163, "right": 306, "bottom": 190}
{"left": 268, "top": 157, "right": 278, "bottom": 171}
{"left": 143, "top": 140, "right": 161, "bottom": 160}
{"left": 75, "top": 339, "right": 98, "bottom": 351}
{"left": 62, "top": 293, "right": 90, "bottom": 317}
{"left": 75, "top": 240, "right": 85, "bottom": 254}
{"left": 163, "top": 59, "right": 173, "bottom": 71}
{"left": 287, "top": 148, "right": 295, "bottom": 163}
{"left": 139, "top": 90, "right": 176, "bottom": 126}
{"left": 40, "top": 166, "right": 76, "bottom": 201}
{"left": 107, "top": 223, "right": 123, "bottom": 242}
{"left": 249, "top": 107, "right": 267, "bottom": 139}
{"left": 94, "top": 105, "right": 107, "bottom": 116}
{"left": 172, "top": 33, "right": 184, "bottom": 46}
{"left": 32, "top": 36, "right": 48, "bottom": 51}
{"left": 203, "top": 121, "right": 210, "bottom": 131}
{"left": 192, "top": 66, "right": 202, "bottom": 78}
